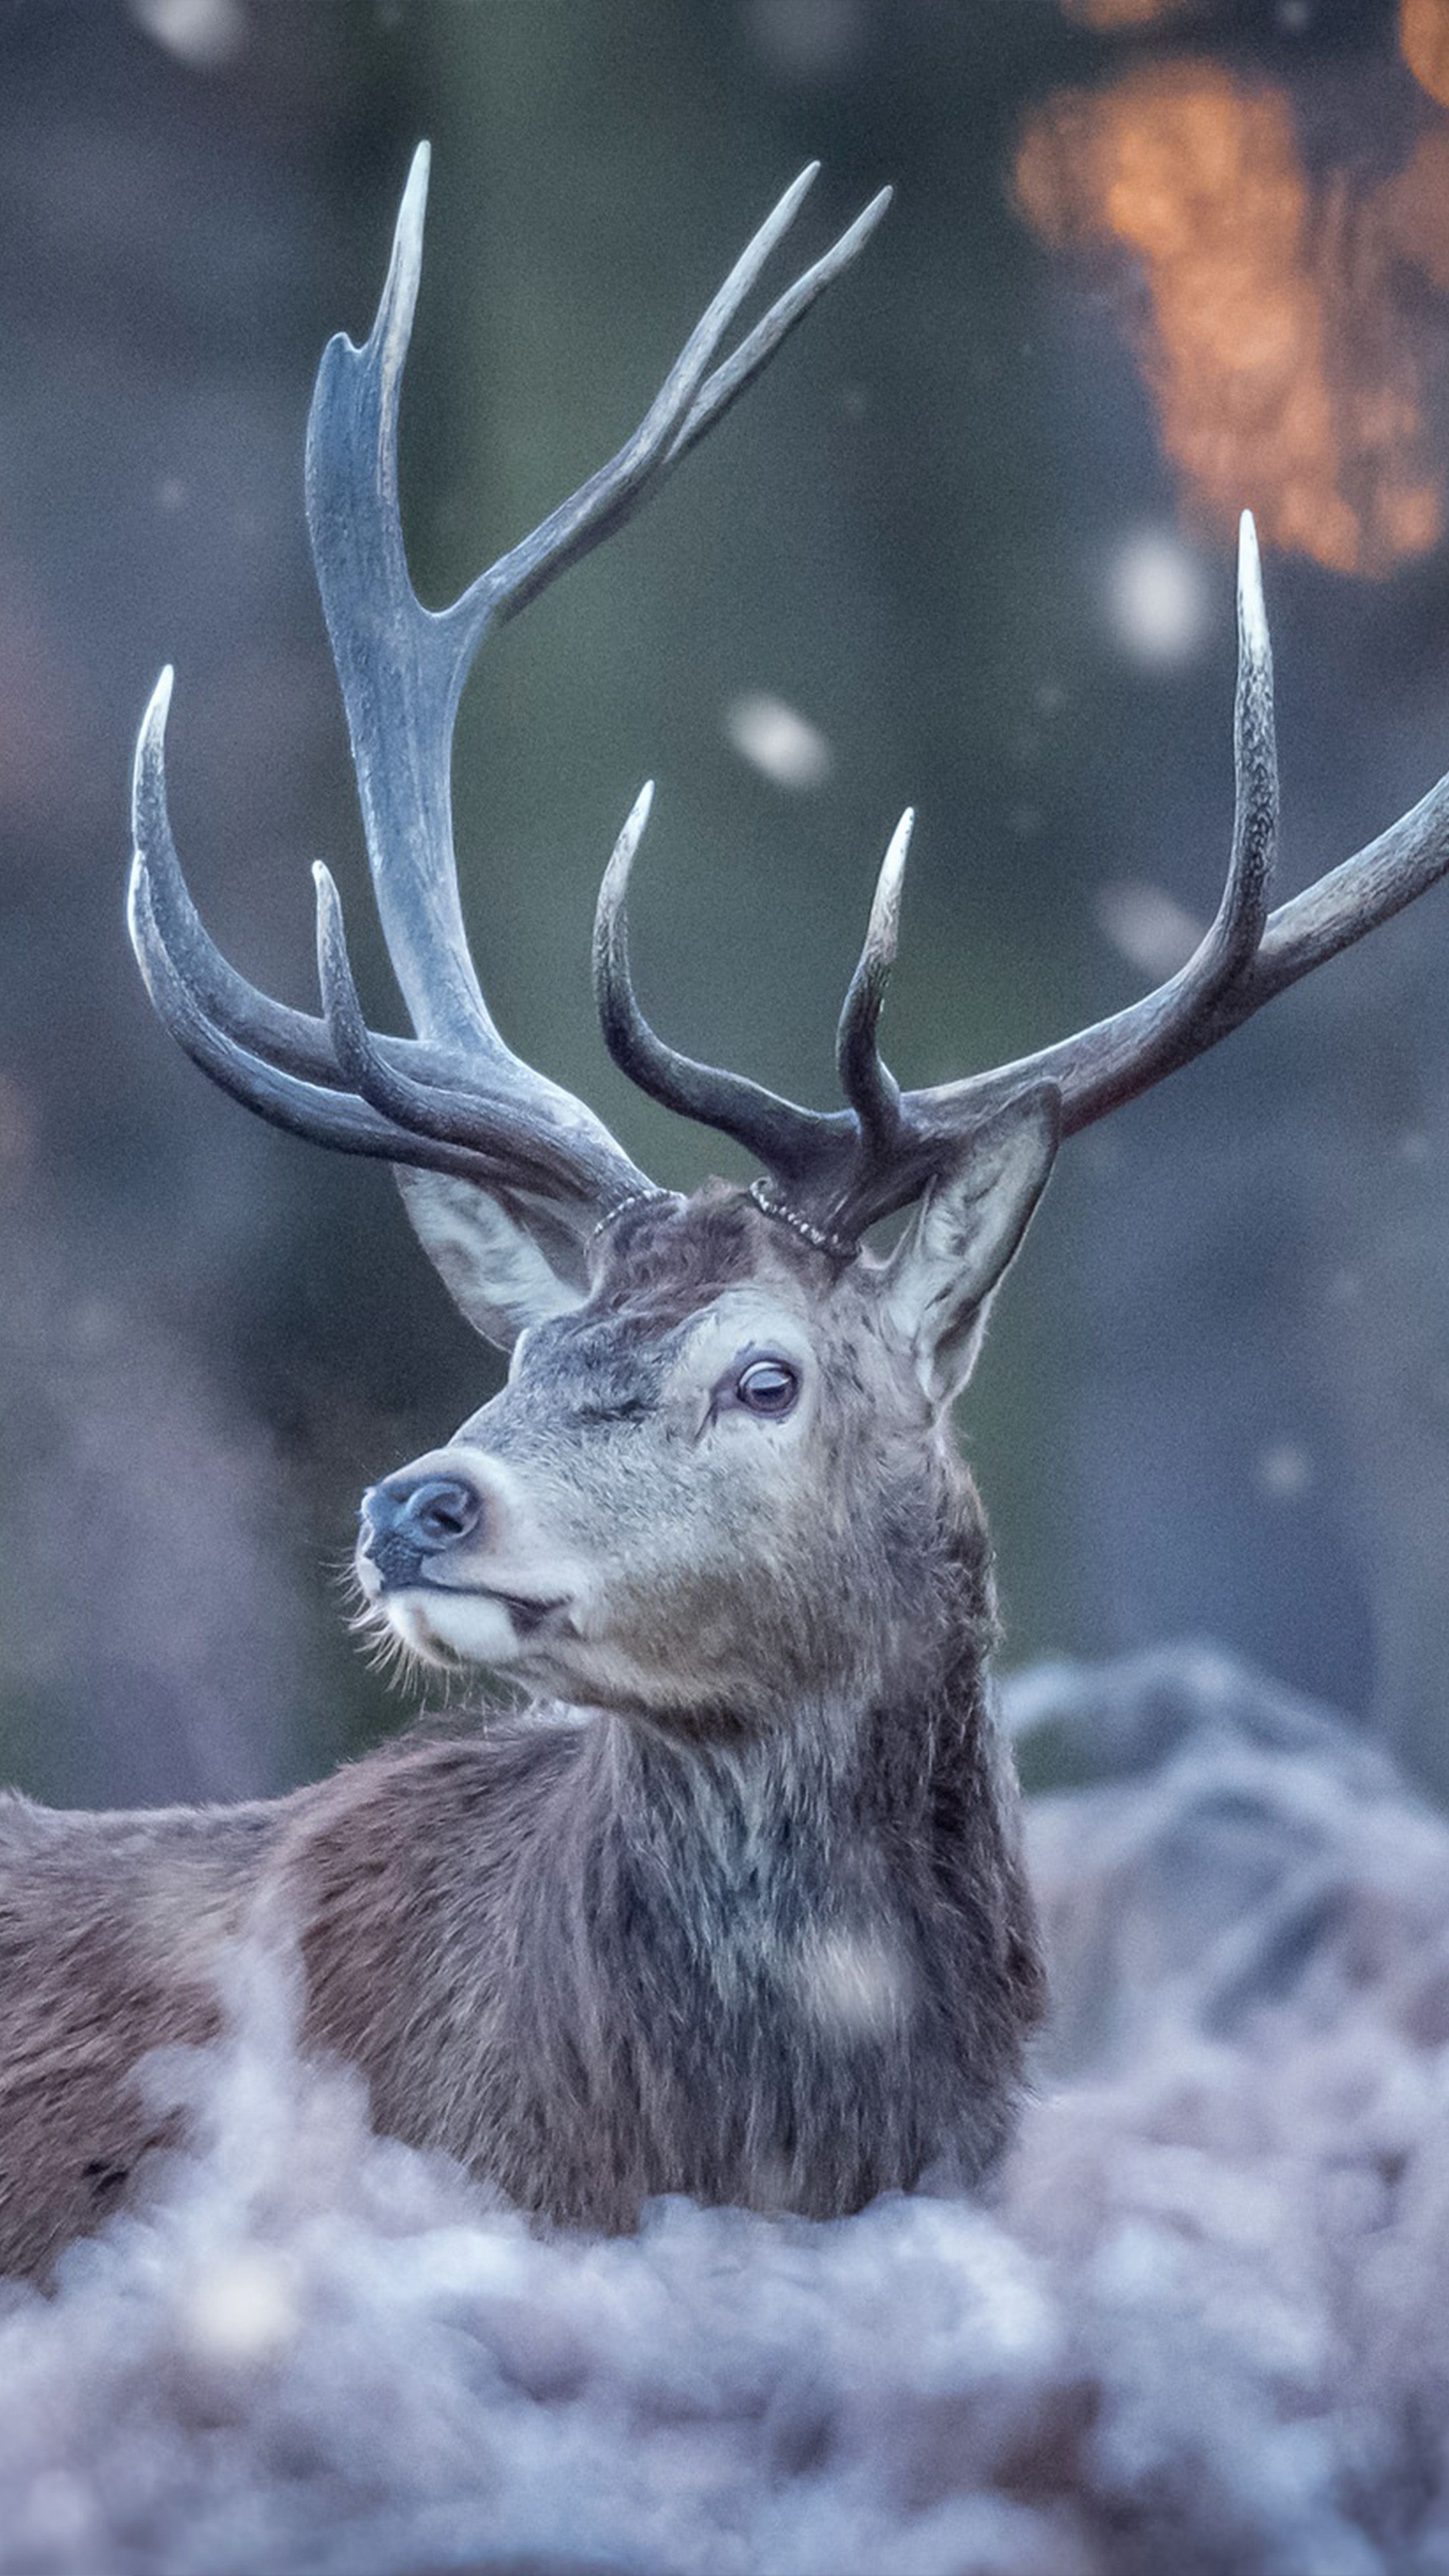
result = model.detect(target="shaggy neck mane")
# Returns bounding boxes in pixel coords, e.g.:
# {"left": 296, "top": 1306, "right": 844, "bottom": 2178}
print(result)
{"left": 455, "top": 1481, "right": 1045, "bottom": 2223}
{"left": 531, "top": 1468, "right": 1023, "bottom": 2010}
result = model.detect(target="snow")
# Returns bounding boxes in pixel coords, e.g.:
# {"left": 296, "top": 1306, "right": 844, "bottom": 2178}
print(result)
{"left": 4, "top": 1645, "right": 1447, "bottom": 2573}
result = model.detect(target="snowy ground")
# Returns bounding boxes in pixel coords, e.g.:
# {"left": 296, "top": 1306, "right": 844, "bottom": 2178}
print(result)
{"left": 3, "top": 1646, "right": 1448, "bottom": 2576}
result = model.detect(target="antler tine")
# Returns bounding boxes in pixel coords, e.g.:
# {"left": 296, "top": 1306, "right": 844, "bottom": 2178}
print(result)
{"left": 836, "top": 808, "right": 911, "bottom": 1153}
{"left": 127, "top": 675, "right": 610, "bottom": 1159}
{"left": 664, "top": 186, "right": 892, "bottom": 477}
{"left": 1076, "top": 749, "right": 1449, "bottom": 1085}
{"left": 588, "top": 495, "right": 1285, "bottom": 1238}
{"left": 129, "top": 818, "right": 621, "bottom": 1204}
{"left": 827, "top": 509, "right": 1449, "bottom": 1232}
{"left": 309, "top": 148, "right": 887, "bottom": 1058}
{"left": 592, "top": 513, "right": 1284, "bottom": 1241}
{"left": 131, "top": 582, "right": 663, "bottom": 1213}
{"left": 311, "top": 865, "right": 614, "bottom": 1206}
{"left": 127, "top": 857, "right": 518, "bottom": 1191}
{"left": 130, "top": 671, "right": 341, "bottom": 1089}
{"left": 628, "top": 505, "right": 1449, "bottom": 1252}
{"left": 134, "top": 154, "right": 893, "bottom": 1238}
{"left": 593, "top": 786, "right": 837, "bottom": 1185}
{"left": 299, "top": 145, "right": 892, "bottom": 1213}
{"left": 903, "top": 511, "right": 1278, "bottom": 1152}
{"left": 462, "top": 165, "right": 882, "bottom": 637}
{"left": 306, "top": 140, "right": 498, "bottom": 1059}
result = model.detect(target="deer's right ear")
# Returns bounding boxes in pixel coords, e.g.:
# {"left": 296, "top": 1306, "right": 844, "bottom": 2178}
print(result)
{"left": 394, "top": 1171, "right": 589, "bottom": 1350}
{"left": 880, "top": 1085, "right": 1061, "bottom": 1407}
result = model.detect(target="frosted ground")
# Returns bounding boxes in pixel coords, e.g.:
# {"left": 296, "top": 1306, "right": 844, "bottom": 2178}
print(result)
{"left": 3, "top": 1646, "right": 1448, "bottom": 2576}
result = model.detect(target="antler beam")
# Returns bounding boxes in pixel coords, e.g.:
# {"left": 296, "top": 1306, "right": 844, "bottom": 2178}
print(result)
{"left": 133, "top": 154, "right": 1447, "bottom": 1271}
{"left": 129, "top": 148, "right": 891, "bottom": 1239}
{"left": 595, "top": 510, "right": 1449, "bottom": 1243}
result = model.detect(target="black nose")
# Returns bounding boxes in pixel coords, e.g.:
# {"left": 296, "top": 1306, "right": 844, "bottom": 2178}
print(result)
{"left": 360, "top": 1473, "right": 484, "bottom": 1573}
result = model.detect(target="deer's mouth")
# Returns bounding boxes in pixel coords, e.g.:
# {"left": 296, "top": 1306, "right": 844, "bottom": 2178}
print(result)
{"left": 415, "top": 1579, "right": 570, "bottom": 1638}
{"left": 358, "top": 1555, "right": 576, "bottom": 1669}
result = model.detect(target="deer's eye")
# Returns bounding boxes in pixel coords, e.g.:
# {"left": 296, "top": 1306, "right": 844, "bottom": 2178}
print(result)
{"left": 735, "top": 1357, "right": 800, "bottom": 1417}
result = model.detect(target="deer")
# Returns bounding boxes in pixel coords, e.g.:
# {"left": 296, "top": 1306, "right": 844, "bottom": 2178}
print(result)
{"left": 3, "top": 148, "right": 1449, "bottom": 2286}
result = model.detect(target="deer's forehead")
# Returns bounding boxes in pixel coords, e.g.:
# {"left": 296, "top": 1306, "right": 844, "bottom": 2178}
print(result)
{"left": 535, "top": 1283, "right": 818, "bottom": 1389}
{"left": 670, "top": 1284, "right": 816, "bottom": 1364}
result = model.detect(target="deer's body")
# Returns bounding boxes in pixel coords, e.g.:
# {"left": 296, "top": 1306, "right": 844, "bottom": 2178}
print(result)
{"left": 5, "top": 152, "right": 1448, "bottom": 2282}
{"left": 284, "top": 1596, "right": 1034, "bottom": 2235}
{"left": 0, "top": 1792, "right": 274, "bottom": 2273}
{"left": 0, "top": 1203, "right": 1040, "bottom": 2277}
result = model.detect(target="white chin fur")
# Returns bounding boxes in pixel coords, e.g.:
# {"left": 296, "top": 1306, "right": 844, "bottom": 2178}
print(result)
{"left": 384, "top": 1591, "right": 526, "bottom": 1670}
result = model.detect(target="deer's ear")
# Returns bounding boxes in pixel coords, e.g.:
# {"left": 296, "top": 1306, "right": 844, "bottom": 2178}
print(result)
{"left": 881, "top": 1085, "right": 1060, "bottom": 1407}
{"left": 394, "top": 1170, "right": 589, "bottom": 1350}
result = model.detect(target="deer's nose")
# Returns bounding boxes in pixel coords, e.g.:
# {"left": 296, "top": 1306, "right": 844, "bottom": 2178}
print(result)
{"left": 361, "top": 1472, "right": 484, "bottom": 1569}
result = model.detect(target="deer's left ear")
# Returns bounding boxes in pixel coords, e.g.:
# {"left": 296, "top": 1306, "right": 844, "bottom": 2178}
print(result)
{"left": 880, "top": 1085, "right": 1061, "bottom": 1407}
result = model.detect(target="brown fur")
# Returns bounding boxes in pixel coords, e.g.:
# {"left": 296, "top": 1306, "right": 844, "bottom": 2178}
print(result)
{"left": 0, "top": 1191, "right": 1045, "bottom": 2279}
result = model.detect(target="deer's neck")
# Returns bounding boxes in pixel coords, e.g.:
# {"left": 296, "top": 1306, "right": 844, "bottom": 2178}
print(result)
{"left": 563, "top": 1502, "right": 1016, "bottom": 1999}
{"left": 497, "top": 1532, "right": 1042, "bottom": 2218}
{"left": 288, "top": 1495, "right": 1040, "bottom": 2225}
{"left": 589, "top": 1707, "right": 858, "bottom": 1984}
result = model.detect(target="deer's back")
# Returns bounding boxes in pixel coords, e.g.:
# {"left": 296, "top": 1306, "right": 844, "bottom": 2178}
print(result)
{"left": 0, "top": 1788, "right": 282, "bottom": 2275}
{"left": 0, "top": 1731, "right": 568, "bottom": 2275}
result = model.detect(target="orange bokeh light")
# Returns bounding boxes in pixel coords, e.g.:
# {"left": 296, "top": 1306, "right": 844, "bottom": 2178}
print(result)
{"left": 1061, "top": 0, "right": 1186, "bottom": 24}
{"left": 1401, "top": 0, "right": 1449, "bottom": 108}
{"left": 1016, "top": 64, "right": 1444, "bottom": 577}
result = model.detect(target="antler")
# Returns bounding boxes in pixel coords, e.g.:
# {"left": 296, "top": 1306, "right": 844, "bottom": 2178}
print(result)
{"left": 128, "top": 147, "right": 892, "bottom": 1240}
{"left": 596, "top": 511, "right": 1449, "bottom": 1243}
{"left": 136, "top": 154, "right": 1446, "bottom": 1273}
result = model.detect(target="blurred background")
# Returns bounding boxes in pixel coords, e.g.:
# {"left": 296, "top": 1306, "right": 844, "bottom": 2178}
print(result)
{"left": 3, "top": 0, "right": 1449, "bottom": 1806}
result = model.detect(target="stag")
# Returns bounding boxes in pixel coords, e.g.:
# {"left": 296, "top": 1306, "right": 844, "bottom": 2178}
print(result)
{"left": 3, "top": 152, "right": 1449, "bottom": 2282}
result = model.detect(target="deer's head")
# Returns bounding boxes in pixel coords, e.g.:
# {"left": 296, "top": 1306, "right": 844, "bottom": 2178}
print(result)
{"left": 348, "top": 1116, "right": 1053, "bottom": 1722}
{"left": 128, "top": 151, "right": 1449, "bottom": 1723}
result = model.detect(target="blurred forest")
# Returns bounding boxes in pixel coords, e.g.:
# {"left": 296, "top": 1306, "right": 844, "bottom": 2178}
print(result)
{"left": 4, "top": 0, "right": 1449, "bottom": 1807}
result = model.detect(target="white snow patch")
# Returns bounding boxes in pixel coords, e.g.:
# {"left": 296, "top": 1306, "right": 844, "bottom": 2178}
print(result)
{"left": 724, "top": 692, "right": 834, "bottom": 790}
{"left": 2, "top": 1650, "right": 1447, "bottom": 2570}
